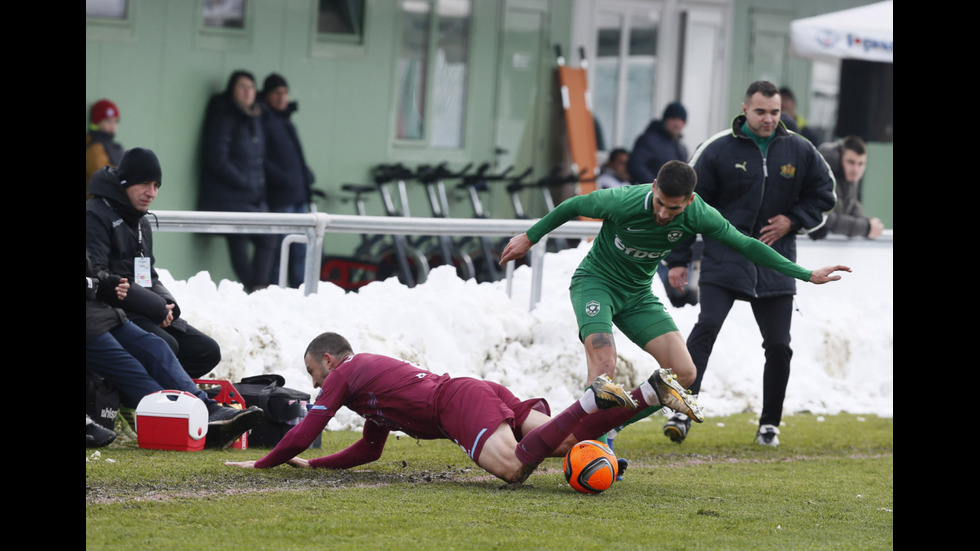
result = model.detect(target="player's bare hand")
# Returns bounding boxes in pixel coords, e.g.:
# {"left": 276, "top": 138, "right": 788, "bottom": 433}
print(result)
{"left": 759, "top": 215, "right": 792, "bottom": 246}
{"left": 668, "top": 266, "right": 688, "bottom": 292}
{"left": 498, "top": 233, "right": 533, "bottom": 265}
{"left": 809, "top": 265, "right": 852, "bottom": 284}
{"left": 225, "top": 460, "right": 257, "bottom": 468}
{"left": 286, "top": 457, "right": 311, "bottom": 468}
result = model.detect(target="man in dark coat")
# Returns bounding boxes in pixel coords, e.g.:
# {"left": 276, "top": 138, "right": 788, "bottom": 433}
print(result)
{"left": 259, "top": 73, "right": 316, "bottom": 288}
{"left": 628, "top": 101, "right": 689, "bottom": 185}
{"left": 810, "top": 136, "right": 884, "bottom": 240}
{"left": 87, "top": 147, "right": 222, "bottom": 379}
{"left": 661, "top": 81, "right": 836, "bottom": 447}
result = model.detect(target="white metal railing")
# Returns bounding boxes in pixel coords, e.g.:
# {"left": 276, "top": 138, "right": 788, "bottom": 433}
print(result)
{"left": 149, "top": 209, "right": 893, "bottom": 309}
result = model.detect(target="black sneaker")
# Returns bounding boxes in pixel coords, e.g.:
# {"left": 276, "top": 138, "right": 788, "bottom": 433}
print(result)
{"left": 616, "top": 458, "right": 628, "bottom": 481}
{"left": 205, "top": 406, "right": 264, "bottom": 449}
{"left": 662, "top": 411, "right": 692, "bottom": 443}
{"left": 86, "top": 415, "right": 116, "bottom": 448}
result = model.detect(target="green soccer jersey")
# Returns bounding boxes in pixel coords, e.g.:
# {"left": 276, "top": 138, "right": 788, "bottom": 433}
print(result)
{"left": 526, "top": 185, "right": 812, "bottom": 293}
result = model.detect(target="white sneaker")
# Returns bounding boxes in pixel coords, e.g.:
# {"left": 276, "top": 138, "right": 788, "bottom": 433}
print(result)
{"left": 756, "top": 424, "right": 780, "bottom": 446}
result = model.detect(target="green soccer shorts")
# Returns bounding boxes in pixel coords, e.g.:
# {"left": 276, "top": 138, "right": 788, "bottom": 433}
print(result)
{"left": 569, "top": 273, "right": 678, "bottom": 348}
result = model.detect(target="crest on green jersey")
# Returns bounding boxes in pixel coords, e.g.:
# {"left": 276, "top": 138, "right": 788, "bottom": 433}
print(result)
{"left": 585, "top": 300, "right": 600, "bottom": 317}
{"left": 667, "top": 230, "right": 684, "bottom": 242}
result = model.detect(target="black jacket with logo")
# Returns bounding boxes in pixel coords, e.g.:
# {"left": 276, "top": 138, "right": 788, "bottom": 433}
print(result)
{"left": 85, "top": 167, "right": 187, "bottom": 331}
{"left": 666, "top": 115, "right": 836, "bottom": 298}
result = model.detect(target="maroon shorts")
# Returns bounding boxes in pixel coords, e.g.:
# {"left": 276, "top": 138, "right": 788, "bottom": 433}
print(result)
{"left": 436, "top": 378, "right": 550, "bottom": 464}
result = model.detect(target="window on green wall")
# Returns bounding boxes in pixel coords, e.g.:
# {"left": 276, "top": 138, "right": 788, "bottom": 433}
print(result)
{"left": 203, "top": 0, "right": 247, "bottom": 29}
{"left": 86, "top": 0, "right": 128, "bottom": 19}
{"left": 317, "top": 0, "right": 365, "bottom": 43}
{"left": 395, "top": 0, "right": 471, "bottom": 149}
{"left": 592, "top": 3, "right": 660, "bottom": 151}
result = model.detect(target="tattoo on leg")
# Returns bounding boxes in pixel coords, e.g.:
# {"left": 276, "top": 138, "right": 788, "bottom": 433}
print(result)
{"left": 590, "top": 333, "right": 615, "bottom": 349}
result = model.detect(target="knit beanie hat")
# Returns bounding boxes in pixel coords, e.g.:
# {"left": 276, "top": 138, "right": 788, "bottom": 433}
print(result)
{"left": 117, "top": 148, "right": 162, "bottom": 188}
{"left": 262, "top": 73, "right": 289, "bottom": 96}
{"left": 91, "top": 99, "right": 120, "bottom": 125}
{"left": 662, "top": 101, "right": 687, "bottom": 122}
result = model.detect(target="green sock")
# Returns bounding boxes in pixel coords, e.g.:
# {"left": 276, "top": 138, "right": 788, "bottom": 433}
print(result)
{"left": 618, "top": 405, "right": 662, "bottom": 430}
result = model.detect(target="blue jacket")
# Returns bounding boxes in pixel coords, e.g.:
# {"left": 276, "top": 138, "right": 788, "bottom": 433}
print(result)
{"left": 667, "top": 115, "right": 836, "bottom": 298}
{"left": 198, "top": 94, "right": 267, "bottom": 212}
{"left": 628, "top": 119, "right": 689, "bottom": 184}
{"left": 259, "top": 100, "right": 314, "bottom": 207}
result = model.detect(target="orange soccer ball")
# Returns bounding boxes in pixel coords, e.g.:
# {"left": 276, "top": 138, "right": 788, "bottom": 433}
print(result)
{"left": 563, "top": 440, "right": 618, "bottom": 494}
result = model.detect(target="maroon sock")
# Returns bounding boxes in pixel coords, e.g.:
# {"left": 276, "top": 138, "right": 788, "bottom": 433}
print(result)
{"left": 515, "top": 401, "right": 588, "bottom": 465}
{"left": 571, "top": 388, "right": 650, "bottom": 441}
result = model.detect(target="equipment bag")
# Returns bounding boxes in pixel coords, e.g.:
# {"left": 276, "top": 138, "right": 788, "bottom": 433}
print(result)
{"left": 205, "top": 374, "right": 320, "bottom": 448}
{"left": 86, "top": 370, "right": 120, "bottom": 431}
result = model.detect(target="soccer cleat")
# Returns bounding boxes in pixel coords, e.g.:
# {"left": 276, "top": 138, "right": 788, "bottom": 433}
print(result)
{"left": 756, "top": 424, "right": 780, "bottom": 447}
{"left": 648, "top": 369, "right": 704, "bottom": 423}
{"left": 616, "top": 458, "right": 629, "bottom": 481}
{"left": 591, "top": 374, "right": 638, "bottom": 410}
{"left": 206, "top": 405, "right": 265, "bottom": 449}
{"left": 662, "top": 411, "right": 692, "bottom": 443}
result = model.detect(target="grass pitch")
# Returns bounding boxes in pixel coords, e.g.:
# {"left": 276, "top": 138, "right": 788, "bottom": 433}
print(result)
{"left": 86, "top": 412, "right": 892, "bottom": 550}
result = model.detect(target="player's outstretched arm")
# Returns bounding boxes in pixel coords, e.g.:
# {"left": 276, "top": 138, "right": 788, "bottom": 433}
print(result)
{"left": 808, "top": 265, "right": 852, "bottom": 284}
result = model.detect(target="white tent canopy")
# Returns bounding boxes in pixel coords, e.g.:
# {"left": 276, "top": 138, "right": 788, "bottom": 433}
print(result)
{"left": 790, "top": 1, "right": 893, "bottom": 63}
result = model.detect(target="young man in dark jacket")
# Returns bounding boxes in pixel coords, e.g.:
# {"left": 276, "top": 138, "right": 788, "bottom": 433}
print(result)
{"left": 86, "top": 147, "right": 222, "bottom": 379}
{"left": 259, "top": 73, "right": 316, "bottom": 288}
{"left": 810, "top": 136, "right": 884, "bottom": 240}
{"left": 87, "top": 252, "right": 263, "bottom": 449}
{"left": 661, "top": 81, "right": 837, "bottom": 446}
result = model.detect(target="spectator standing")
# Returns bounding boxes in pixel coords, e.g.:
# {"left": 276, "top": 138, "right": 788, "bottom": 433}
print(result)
{"left": 258, "top": 73, "right": 316, "bottom": 288}
{"left": 810, "top": 136, "right": 884, "bottom": 240}
{"left": 86, "top": 99, "right": 124, "bottom": 199}
{"left": 662, "top": 81, "right": 837, "bottom": 446}
{"left": 627, "top": 101, "right": 689, "bottom": 185}
{"left": 778, "top": 87, "right": 821, "bottom": 144}
{"left": 87, "top": 147, "right": 223, "bottom": 379}
{"left": 595, "top": 148, "right": 631, "bottom": 189}
{"left": 199, "top": 70, "right": 276, "bottom": 292}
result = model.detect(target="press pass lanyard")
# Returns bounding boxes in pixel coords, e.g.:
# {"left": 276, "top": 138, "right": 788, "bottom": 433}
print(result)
{"left": 102, "top": 198, "right": 152, "bottom": 288}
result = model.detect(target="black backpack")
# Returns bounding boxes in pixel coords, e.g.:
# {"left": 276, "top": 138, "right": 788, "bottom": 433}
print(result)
{"left": 205, "top": 374, "right": 320, "bottom": 448}
{"left": 86, "top": 370, "right": 120, "bottom": 431}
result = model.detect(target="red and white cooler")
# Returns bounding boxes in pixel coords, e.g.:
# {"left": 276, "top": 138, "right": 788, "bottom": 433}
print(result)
{"left": 135, "top": 390, "right": 209, "bottom": 451}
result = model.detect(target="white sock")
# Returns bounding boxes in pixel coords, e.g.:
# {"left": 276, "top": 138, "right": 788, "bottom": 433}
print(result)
{"left": 578, "top": 389, "right": 598, "bottom": 414}
{"left": 640, "top": 380, "right": 660, "bottom": 406}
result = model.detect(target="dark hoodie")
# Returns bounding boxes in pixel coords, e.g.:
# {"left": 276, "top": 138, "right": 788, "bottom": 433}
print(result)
{"left": 198, "top": 70, "right": 267, "bottom": 212}
{"left": 85, "top": 167, "right": 188, "bottom": 332}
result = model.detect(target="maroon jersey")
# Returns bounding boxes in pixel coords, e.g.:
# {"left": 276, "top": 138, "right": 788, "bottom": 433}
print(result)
{"left": 254, "top": 353, "right": 548, "bottom": 469}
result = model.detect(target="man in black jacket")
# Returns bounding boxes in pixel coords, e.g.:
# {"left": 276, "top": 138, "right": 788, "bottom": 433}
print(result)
{"left": 87, "top": 253, "right": 263, "bottom": 449}
{"left": 86, "top": 147, "right": 222, "bottom": 379}
{"left": 259, "top": 73, "right": 315, "bottom": 288}
{"left": 661, "top": 81, "right": 836, "bottom": 446}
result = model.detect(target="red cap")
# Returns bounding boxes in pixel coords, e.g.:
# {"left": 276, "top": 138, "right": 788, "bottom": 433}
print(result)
{"left": 91, "top": 99, "right": 120, "bottom": 125}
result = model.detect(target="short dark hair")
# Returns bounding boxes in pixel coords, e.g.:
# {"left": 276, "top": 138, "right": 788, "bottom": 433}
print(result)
{"left": 745, "top": 80, "right": 780, "bottom": 102}
{"left": 606, "top": 148, "right": 629, "bottom": 164}
{"left": 841, "top": 135, "right": 867, "bottom": 156}
{"left": 305, "top": 332, "right": 354, "bottom": 360}
{"left": 655, "top": 160, "right": 697, "bottom": 198}
{"left": 778, "top": 87, "right": 796, "bottom": 102}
